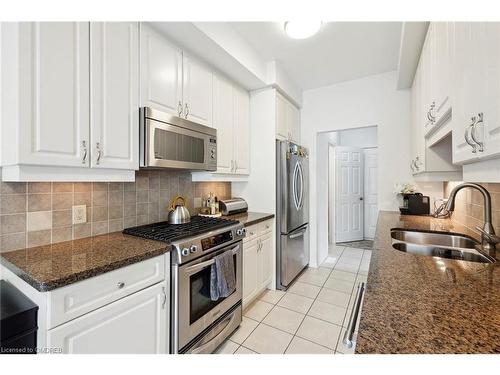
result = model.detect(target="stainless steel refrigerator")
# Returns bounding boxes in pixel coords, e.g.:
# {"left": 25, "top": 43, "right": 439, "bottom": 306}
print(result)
{"left": 276, "top": 140, "right": 310, "bottom": 290}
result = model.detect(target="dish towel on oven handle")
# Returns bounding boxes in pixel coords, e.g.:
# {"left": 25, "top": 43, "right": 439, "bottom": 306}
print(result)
{"left": 210, "top": 250, "right": 236, "bottom": 301}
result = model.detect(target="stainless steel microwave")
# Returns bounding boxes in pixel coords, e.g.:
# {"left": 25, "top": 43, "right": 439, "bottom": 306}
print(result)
{"left": 140, "top": 107, "right": 217, "bottom": 171}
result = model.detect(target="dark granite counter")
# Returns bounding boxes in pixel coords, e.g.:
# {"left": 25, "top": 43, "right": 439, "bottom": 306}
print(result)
{"left": 225, "top": 212, "right": 274, "bottom": 227}
{"left": 0, "top": 233, "right": 168, "bottom": 292}
{"left": 356, "top": 211, "right": 500, "bottom": 354}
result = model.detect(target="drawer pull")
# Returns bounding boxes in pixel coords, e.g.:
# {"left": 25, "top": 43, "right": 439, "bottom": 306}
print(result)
{"left": 117, "top": 282, "right": 125, "bottom": 289}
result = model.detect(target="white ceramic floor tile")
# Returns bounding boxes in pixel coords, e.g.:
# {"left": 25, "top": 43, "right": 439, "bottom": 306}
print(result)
{"left": 258, "top": 289, "right": 286, "bottom": 304}
{"left": 296, "top": 316, "right": 342, "bottom": 350}
{"left": 285, "top": 336, "right": 334, "bottom": 354}
{"left": 355, "top": 275, "right": 368, "bottom": 285}
{"left": 323, "top": 278, "right": 355, "bottom": 294}
{"left": 288, "top": 281, "right": 321, "bottom": 299}
{"left": 277, "top": 292, "right": 315, "bottom": 314}
{"left": 334, "top": 262, "right": 360, "bottom": 273}
{"left": 329, "top": 245, "right": 345, "bottom": 253}
{"left": 320, "top": 258, "right": 337, "bottom": 269}
{"left": 242, "top": 323, "right": 293, "bottom": 354}
{"left": 263, "top": 306, "right": 305, "bottom": 334}
{"left": 214, "top": 339, "right": 239, "bottom": 354}
{"left": 342, "top": 248, "right": 365, "bottom": 258}
{"left": 230, "top": 316, "right": 259, "bottom": 344}
{"left": 234, "top": 346, "right": 258, "bottom": 354}
{"left": 243, "top": 300, "right": 274, "bottom": 322}
{"left": 317, "top": 288, "right": 351, "bottom": 308}
{"left": 297, "top": 272, "right": 328, "bottom": 287}
{"left": 303, "top": 267, "right": 332, "bottom": 277}
{"left": 307, "top": 300, "right": 347, "bottom": 326}
{"left": 336, "top": 257, "right": 362, "bottom": 267}
{"left": 330, "top": 270, "right": 357, "bottom": 282}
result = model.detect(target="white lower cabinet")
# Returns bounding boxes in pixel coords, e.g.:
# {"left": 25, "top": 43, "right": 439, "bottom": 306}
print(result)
{"left": 242, "top": 220, "right": 273, "bottom": 309}
{"left": 48, "top": 282, "right": 168, "bottom": 354}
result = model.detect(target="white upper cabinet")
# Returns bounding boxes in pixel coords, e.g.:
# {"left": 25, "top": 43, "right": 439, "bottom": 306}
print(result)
{"left": 3, "top": 22, "right": 90, "bottom": 168}
{"left": 90, "top": 22, "right": 139, "bottom": 170}
{"left": 213, "top": 74, "right": 234, "bottom": 174}
{"left": 139, "top": 24, "right": 183, "bottom": 116}
{"left": 233, "top": 86, "right": 250, "bottom": 175}
{"left": 451, "top": 22, "right": 500, "bottom": 164}
{"left": 182, "top": 55, "right": 213, "bottom": 127}
{"left": 275, "top": 92, "right": 300, "bottom": 143}
{"left": 432, "top": 22, "right": 452, "bottom": 124}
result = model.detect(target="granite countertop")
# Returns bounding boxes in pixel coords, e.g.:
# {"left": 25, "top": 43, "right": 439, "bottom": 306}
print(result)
{"left": 225, "top": 212, "right": 274, "bottom": 227}
{"left": 356, "top": 211, "right": 500, "bottom": 354}
{"left": 0, "top": 233, "right": 168, "bottom": 292}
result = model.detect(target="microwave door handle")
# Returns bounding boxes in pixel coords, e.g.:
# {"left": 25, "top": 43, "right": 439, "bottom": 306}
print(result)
{"left": 183, "top": 246, "right": 239, "bottom": 275}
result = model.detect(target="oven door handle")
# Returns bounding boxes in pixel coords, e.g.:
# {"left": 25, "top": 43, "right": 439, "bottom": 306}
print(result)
{"left": 184, "top": 245, "right": 240, "bottom": 275}
{"left": 190, "top": 309, "right": 239, "bottom": 354}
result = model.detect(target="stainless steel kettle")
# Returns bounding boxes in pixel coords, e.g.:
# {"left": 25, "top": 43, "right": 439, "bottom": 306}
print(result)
{"left": 168, "top": 196, "right": 191, "bottom": 224}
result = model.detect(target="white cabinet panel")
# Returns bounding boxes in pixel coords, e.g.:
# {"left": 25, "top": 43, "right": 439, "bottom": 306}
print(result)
{"left": 18, "top": 22, "right": 90, "bottom": 167}
{"left": 276, "top": 93, "right": 287, "bottom": 139}
{"left": 288, "top": 103, "right": 300, "bottom": 143}
{"left": 242, "top": 239, "right": 258, "bottom": 307}
{"left": 258, "top": 233, "right": 273, "bottom": 288}
{"left": 182, "top": 55, "right": 213, "bottom": 127}
{"left": 213, "top": 74, "right": 234, "bottom": 174}
{"left": 140, "top": 24, "right": 183, "bottom": 116}
{"left": 47, "top": 283, "right": 168, "bottom": 354}
{"left": 432, "top": 22, "right": 451, "bottom": 123}
{"left": 233, "top": 86, "right": 250, "bottom": 175}
{"left": 90, "top": 22, "right": 139, "bottom": 170}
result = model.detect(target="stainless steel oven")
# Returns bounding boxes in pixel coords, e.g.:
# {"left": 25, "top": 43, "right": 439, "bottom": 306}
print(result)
{"left": 140, "top": 107, "right": 217, "bottom": 171}
{"left": 171, "top": 224, "right": 244, "bottom": 354}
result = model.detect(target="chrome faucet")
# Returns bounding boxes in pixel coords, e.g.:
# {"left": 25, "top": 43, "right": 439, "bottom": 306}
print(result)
{"left": 444, "top": 182, "right": 500, "bottom": 254}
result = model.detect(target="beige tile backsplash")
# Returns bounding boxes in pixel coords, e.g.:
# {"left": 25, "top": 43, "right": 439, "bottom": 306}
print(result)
{"left": 0, "top": 170, "right": 231, "bottom": 252}
{"left": 444, "top": 182, "right": 500, "bottom": 237}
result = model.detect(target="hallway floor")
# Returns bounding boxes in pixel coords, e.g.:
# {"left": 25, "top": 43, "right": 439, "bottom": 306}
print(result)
{"left": 336, "top": 240, "right": 374, "bottom": 250}
{"left": 215, "top": 245, "right": 371, "bottom": 354}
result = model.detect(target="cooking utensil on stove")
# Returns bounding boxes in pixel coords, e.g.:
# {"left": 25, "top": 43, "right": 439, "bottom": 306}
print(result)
{"left": 168, "top": 196, "right": 191, "bottom": 224}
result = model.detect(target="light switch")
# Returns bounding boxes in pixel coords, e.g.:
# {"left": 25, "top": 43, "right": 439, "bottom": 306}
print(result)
{"left": 72, "top": 205, "right": 87, "bottom": 224}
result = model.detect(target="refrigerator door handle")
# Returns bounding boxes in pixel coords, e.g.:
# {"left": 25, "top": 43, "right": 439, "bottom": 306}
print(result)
{"left": 297, "top": 161, "right": 304, "bottom": 209}
{"left": 292, "top": 162, "right": 300, "bottom": 210}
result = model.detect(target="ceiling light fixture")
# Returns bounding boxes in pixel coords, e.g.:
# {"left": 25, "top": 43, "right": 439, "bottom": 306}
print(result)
{"left": 284, "top": 21, "right": 322, "bottom": 39}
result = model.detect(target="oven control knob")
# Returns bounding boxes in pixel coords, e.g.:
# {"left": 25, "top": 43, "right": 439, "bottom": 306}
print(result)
{"left": 236, "top": 228, "right": 247, "bottom": 237}
{"left": 190, "top": 245, "right": 198, "bottom": 253}
{"left": 181, "top": 248, "right": 190, "bottom": 257}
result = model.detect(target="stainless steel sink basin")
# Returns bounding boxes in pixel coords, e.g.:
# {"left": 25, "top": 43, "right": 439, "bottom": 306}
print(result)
{"left": 390, "top": 229, "right": 495, "bottom": 264}
{"left": 391, "top": 229, "right": 478, "bottom": 249}
{"left": 392, "top": 242, "right": 494, "bottom": 264}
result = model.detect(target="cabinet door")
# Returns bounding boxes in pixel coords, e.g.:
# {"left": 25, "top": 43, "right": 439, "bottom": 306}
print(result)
{"left": 420, "top": 31, "right": 434, "bottom": 136}
{"left": 182, "top": 55, "right": 213, "bottom": 127}
{"left": 288, "top": 102, "right": 300, "bottom": 143}
{"left": 451, "top": 22, "right": 480, "bottom": 164}
{"left": 140, "top": 24, "right": 183, "bottom": 116}
{"left": 233, "top": 86, "right": 250, "bottom": 175}
{"left": 242, "top": 240, "right": 259, "bottom": 306}
{"left": 213, "top": 74, "right": 234, "bottom": 174}
{"left": 276, "top": 92, "right": 288, "bottom": 139}
{"left": 90, "top": 22, "right": 139, "bottom": 170}
{"left": 258, "top": 233, "right": 273, "bottom": 289}
{"left": 18, "top": 22, "right": 90, "bottom": 167}
{"left": 47, "top": 283, "right": 168, "bottom": 354}
{"left": 432, "top": 22, "right": 452, "bottom": 123}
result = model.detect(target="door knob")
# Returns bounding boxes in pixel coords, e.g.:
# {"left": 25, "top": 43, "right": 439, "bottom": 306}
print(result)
{"left": 359, "top": 197, "right": 364, "bottom": 201}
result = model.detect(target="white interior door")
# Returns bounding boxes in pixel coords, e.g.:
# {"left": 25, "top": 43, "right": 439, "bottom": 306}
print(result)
{"left": 335, "top": 146, "right": 364, "bottom": 243}
{"left": 363, "top": 148, "right": 378, "bottom": 239}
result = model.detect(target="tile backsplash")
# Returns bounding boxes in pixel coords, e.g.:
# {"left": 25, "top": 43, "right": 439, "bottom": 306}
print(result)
{"left": 444, "top": 182, "right": 500, "bottom": 236}
{"left": 0, "top": 170, "right": 231, "bottom": 252}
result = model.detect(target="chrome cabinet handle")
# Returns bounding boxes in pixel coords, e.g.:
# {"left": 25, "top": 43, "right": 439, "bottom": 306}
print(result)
{"left": 470, "top": 112, "right": 484, "bottom": 152}
{"left": 412, "top": 159, "right": 418, "bottom": 171}
{"left": 81, "top": 140, "right": 87, "bottom": 164}
{"left": 177, "top": 101, "right": 183, "bottom": 116}
{"left": 410, "top": 160, "right": 415, "bottom": 172}
{"left": 117, "top": 282, "right": 125, "bottom": 289}
{"left": 465, "top": 117, "right": 478, "bottom": 153}
{"left": 234, "top": 160, "right": 238, "bottom": 172}
{"left": 162, "top": 286, "right": 167, "bottom": 309}
{"left": 230, "top": 160, "right": 234, "bottom": 173}
{"left": 343, "top": 282, "right": 365, "bottom": 349}
{"left": 96, "top": 142, "right": 102, "bottom": 165}
{"left": 184, "top": 103, "right": 189, "bottom": 119}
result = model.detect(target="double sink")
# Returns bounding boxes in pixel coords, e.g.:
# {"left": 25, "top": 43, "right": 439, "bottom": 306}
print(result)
{"left": 391, "top": 229, "right": 496, "bottom": 264}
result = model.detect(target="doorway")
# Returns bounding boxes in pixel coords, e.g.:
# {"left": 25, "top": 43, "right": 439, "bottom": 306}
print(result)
{"left": 325, "top": 126, "right": 378, "bottom": 249}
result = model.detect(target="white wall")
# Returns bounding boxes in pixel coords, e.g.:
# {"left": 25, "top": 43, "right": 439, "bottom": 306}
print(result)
{"left": 338, "top": 126, "right": 378, "bottom": 149}
{"left": 301, "top": 71, "right": 411, "bottom": 266}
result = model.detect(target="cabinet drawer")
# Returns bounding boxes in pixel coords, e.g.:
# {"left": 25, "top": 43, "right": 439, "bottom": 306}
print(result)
{"left": 48, "top": 255, "right": 165, "bottom": 328}
{"left": 244, "top": 219, "right": 273, "bottom": 243}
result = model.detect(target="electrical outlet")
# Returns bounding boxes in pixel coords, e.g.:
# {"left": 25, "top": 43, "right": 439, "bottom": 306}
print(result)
{"left": 72, "top": 205, "right": 87, "bottom": 224}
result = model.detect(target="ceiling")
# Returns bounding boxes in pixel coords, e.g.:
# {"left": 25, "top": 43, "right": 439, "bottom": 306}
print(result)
{"left": 231, "top": 22, "right": 403, "bottom": 90}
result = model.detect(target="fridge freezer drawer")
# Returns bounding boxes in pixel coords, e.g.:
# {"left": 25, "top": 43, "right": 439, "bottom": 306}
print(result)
{"left": 279, "top": 225, "right": 309, "bottom": 288}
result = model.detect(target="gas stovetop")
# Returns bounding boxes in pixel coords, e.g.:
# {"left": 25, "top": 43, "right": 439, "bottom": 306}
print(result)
{"left": 122, "top": 216, "right": 239, "bottom": 243}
